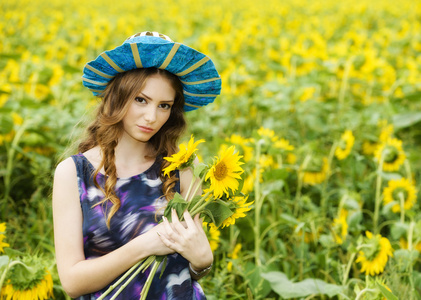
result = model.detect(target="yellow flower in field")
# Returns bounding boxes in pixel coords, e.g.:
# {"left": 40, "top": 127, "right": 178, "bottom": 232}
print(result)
{"left": 274, "top": 138, "right": 294, "bottom": 151}
{"left": 383, "top": 178, "right": 417, "bottom": 213}
{"left": 379, "top": 123, "right": 394, "bottom": 143}
{"left": 203, "top": 222, "right": 220, "bottom": 252}
{"left": 0, "top": 222, "right": 10, "bottom": 253}
{"left": 302, "top": 157, "right": 329, "bottom": 185}
{"left": 221, "top": 196, "right": 253, "bottom": 228}
{"left": 286, "top": 153, "right": 297, "bottom": 165}
{"left": 206, "top": 146, "right": 244, "bottom": 198}
{"left": 356, "top": 231, "right": 393, "bottom": 276}
{"left": 241, "top": 172, "right": 255, "bottom": 195}
{"left": 332, "top": 209, "right": 348, "bottom": 244}
{"left": 163, "top": 135, "right": 204, "bottom": 177}
{"left": 226, "top": 134, "right": 254, "bottom": 163}
{"left": 335, "top": 130, "right": 355, "bottom": 160}
{"left": 257, "top": 127, "right": 278, "bottom": 142}
{"left": 11, "top": 112, "right": 23, "bottom": 126}
{"left": 374, "top": 138, "right": 406, "bottom": 172}
{"left": 362, "top": 140, "right": 378, "bottom": 156}
{"left": 1, "top": 270, "right": 54, "bottom": 300}
{"left": 399, "top": 238, "right": 421, "bottom": 252}
{"left": 299, "top": 86, "right": 316, "bottom": 102}
{"left": 227, "top": 243, "right": 242, "bottom": 271}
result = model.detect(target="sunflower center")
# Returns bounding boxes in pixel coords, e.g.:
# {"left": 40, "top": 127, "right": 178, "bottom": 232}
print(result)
{"left": 383, "top": 146, "right": 398, "bottom": 163}
{"left": 392, "top": 187, "right": 408, "bottom": 202}
{"left": 214, "top": 162, "right": 228, "bottom": 180}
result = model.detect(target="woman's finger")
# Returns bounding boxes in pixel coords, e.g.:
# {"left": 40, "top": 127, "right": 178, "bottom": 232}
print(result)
{"left": 183, "top": 210, "right": 197, "bottom": 229}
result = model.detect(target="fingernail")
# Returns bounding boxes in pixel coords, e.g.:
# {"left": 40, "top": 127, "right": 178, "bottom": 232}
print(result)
{"left": 162, "top": 216, "right": 167, "bottom": 221}
{"left": 157, "top": 232, "right": 161, "bottom": 236}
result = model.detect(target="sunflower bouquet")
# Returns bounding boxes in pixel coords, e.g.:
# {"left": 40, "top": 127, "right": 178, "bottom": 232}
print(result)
{"left": 98, "top": 135, "right": 252, "bottom": 300}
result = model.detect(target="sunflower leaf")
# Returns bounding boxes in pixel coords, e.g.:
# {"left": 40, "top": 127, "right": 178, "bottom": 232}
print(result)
{"left": 193, "top": 163, "right": 207, "bottom": 178}
{"left": 376, "top": 281, "right": 398, "bottom": 300}
{"left": 203, "top": 201, "right": 234, "bottom": 228}
{"left": 164, "top": 192, "right": 188, "bottom": 221}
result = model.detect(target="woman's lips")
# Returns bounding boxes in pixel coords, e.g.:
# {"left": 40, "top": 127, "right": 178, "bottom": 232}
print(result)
{"left": 138, "top": 126, "right": 154, "bottom": 133}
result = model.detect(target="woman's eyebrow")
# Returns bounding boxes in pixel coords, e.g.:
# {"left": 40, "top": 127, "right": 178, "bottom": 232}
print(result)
{"left": 139, "top": 92, "right": 174, "bottom": 103}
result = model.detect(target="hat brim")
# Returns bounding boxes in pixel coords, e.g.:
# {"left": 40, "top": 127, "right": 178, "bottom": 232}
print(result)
{"left": 82, "top": 35, "right": 221, "bottom": 111}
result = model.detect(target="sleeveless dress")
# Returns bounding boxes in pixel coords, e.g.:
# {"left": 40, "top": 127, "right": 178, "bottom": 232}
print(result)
{"left": 71, "top": 153, "right": 207, "bottom": 300}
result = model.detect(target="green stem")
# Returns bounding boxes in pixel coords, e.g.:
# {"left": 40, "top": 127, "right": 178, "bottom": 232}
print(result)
{"left": 184, "top": 173, "right": 196, "bottom": 203}
{"left": 355, "top": 288, "right": 377, "bottom": 300}
{"left": 254, "top": 140, "right": 262, "bottom": 267}
{"left": 139, "top": 257, "right": 162, "bottom": 300}
{"left": 189, "top": 196, "right": 214, "bottom": 217}
{"left": 294, "top": 155, "right": 311, "bottom": 217}
{"left": 321, "top": 142, "right": 337, "bottom": 217}
{"left": 373, "top": 151, "right": 385, "bottom": 234}
{"left": 98, "top": 256, "right": 155, "bottom": 300}
{"left": 0, "top": 260, "right": 25, "bottom": 289}
{"left": 399, "top": 192, "right": 405, "bottom": 223}
{"left": 342, "top": 252, "right": 357, "bottom": 286}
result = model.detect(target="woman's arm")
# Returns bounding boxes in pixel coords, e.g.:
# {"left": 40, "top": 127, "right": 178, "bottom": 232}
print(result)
{"left": 53, "top": 157, "right": 174, "bottom": 298}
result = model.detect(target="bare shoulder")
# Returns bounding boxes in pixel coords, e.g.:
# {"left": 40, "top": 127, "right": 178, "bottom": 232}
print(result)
{"left": 54, "top": 156, "right": 77, "bottom": 179}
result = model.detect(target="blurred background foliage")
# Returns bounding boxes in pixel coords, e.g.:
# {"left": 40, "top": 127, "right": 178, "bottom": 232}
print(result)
{"left": 1, "top": 0, "right": 421, "bottom": 299}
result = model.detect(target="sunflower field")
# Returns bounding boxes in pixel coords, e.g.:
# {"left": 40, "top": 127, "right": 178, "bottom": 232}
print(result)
{"left": 1, "top": 0, "right": 421, "bottom": 299}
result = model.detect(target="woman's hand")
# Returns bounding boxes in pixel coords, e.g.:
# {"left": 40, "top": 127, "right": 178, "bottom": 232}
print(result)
{"left": 158, "top": 209, "right": 213, "bottom": 271}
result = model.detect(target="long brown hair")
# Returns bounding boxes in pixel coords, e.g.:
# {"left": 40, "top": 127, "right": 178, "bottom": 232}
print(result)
{"left": 78, "top": 68, "right": 186, "bottom": 227}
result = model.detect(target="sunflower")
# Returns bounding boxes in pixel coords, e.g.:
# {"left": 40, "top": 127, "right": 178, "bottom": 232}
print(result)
{"left": 383, "top": 178, "right": 417, "bottom": 213}
{"left": 302, "top": 157, "right": 329, "bottom": 185}
{"left": 0, "top": 222, "right": 10, "bottom": 253}
{"left": 206, "top": 145, "right": 244, "bottom": 198}
{"left": 332, "top": 209, "right": 348, "bottom": 245}
{"left": 203, "top": 222, "right": 220, "bottom": 252}
{"left": 374, "top": 138, "right": 406, "bottom": 172}
{"left": 335, "top": 130, "right": 355, "bottom": 160}
{"left": 355, "top": 231, "right": 393, "bottom": 276}
{"left": 1, "top": 269, "right": 54, "bottom": 300}
{"left": 221, "top": 195, "right": 253, "bottom": 228}
{"left": 362, "top": 140, "right": 378, "bottom": 156}
{"left": 163, "top": 135, "right": 204, "bottom": 177}
{"left": 227, "top": 243, "right": 242, "bottom": 271}
{"left": 274, "top": 138, "right": 294, "bottom": 151}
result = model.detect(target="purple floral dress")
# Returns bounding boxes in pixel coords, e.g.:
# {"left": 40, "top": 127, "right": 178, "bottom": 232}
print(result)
{"left": 72, "top": 153, "right": 206, "bottom": 300}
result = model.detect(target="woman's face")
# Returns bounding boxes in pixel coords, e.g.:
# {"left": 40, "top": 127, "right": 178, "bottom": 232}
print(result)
{"left": 121, "top": 74, "right": 176, "bottom": 144}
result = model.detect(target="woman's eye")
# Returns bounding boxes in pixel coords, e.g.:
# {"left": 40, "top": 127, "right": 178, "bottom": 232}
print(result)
{"left": 135, "top": 97, "right": 146, "bottom": 103}
{"left": 159, "top": 103, "right": 172, "bottom": 110}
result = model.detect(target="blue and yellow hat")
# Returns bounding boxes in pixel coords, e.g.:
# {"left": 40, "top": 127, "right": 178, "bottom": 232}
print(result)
{"left": 82, "top": 31, "right": 222, "bottom": 111}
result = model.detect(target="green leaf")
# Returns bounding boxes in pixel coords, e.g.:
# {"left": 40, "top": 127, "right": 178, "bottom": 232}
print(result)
{"left": 164, "top": 192, "right": 188, "bottom": 221}
{"left": 204, "top": 201, "right": 234, "bottom": 228}
{"left": 0, "top": 255, "right": 10, "bottom": 269}
{"left": 245, "top": 262, "right": 272, "bottom": 298}
{"left": 392, "top": 111, "right": 421, "bottom": 130}
{"left": 261, "top": 271, "right": 343, "bottom": 298}
{"left": 376, "top": 281, "right": 398, "bottom": 300}
{"left": 193, "top": 163, "right": 207, "bottom": 178}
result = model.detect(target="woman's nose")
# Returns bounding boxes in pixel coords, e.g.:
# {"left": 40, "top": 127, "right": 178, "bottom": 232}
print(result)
{"left": 144, "top": 106, "right": 157, "bottom": 123}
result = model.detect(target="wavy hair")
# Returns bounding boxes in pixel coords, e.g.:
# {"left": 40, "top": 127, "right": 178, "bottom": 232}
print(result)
{"left": 78, "top": 68, "right": 186, "bottom": 227}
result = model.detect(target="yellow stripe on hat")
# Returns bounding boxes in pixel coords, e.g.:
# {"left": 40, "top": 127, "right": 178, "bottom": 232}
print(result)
{"left": 176, "top": 57, "right": 210, "bottom": 76}
{"left": 130, "top": 43, "right": 143, "bottom": 68}
{"left": 180, "top": 77, "right": 220, "bottom": 85}
{"left": 159, "top": 43, "right": 181, "bottom": 69}
{"left": 82, "top": 77, "right": 108, "bottom": 86}
{"left": 183, "top": 90, "right": 219, "bottom": 97}
{"left": 100, "top": 53, "right": 124, "bottom": 73}
{"left": 184, "top": 102, "right": 202, "bottom": 108}
{"left": 85, "top": 64, "right": 114, "bottom": 79}
{"left": 88, "top": 87, "right": 105, "bottom": 93}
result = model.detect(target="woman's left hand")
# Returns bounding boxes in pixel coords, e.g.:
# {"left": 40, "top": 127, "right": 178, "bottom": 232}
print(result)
{"left": 158, "top": 209, "right": 213, "bottom": 271}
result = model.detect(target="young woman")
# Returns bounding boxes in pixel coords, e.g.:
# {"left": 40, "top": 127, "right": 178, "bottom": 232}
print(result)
{"left": 53, "top": 31, "right": 221, "bottom": 299}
